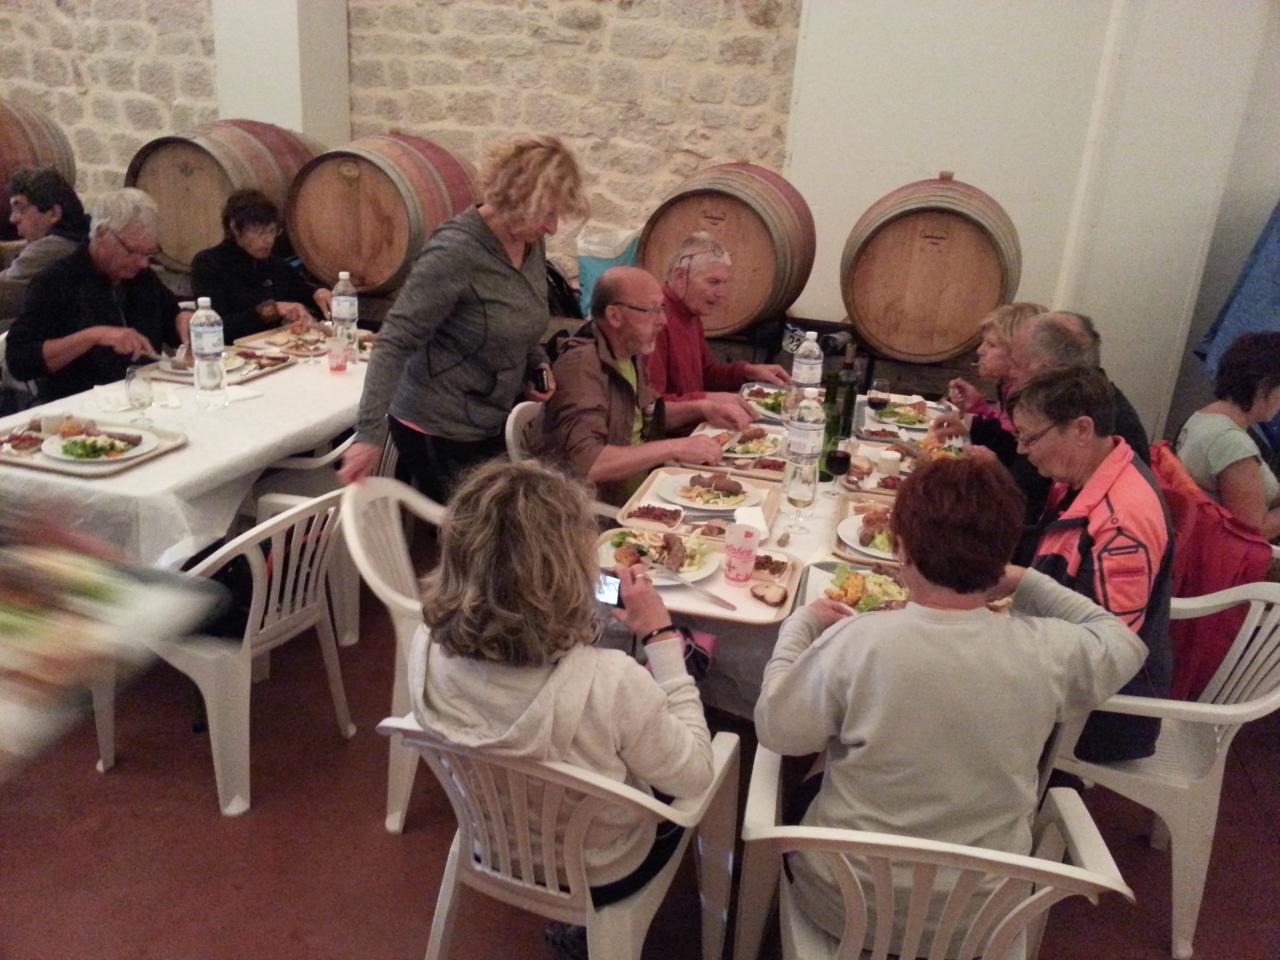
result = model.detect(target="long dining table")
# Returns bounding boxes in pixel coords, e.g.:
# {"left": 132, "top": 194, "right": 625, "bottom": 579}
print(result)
{"left": 0, "top": 360, "right": 367, "bottom": 568}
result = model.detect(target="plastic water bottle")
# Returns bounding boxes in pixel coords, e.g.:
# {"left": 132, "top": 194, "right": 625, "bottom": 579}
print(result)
{"left": 190, "top": 296, "right": 228, "bottom": 409}
{"left": 785, "top": 330, "right": 824, "bottom": 420}
{"left": 331, "top": 271, "right": 358, "bottom": 356}
{"left": 783, "top": 387, "right": 824, "bottom": 523}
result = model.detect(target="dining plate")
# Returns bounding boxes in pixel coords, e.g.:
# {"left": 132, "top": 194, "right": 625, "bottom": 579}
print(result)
{"left": 722, "top": 431, "right": 783, "bottom": 459}
{"left": 596, "top": 536, "right": 721, "bottom": 583}
{"left": 41, "top": 429, "right": 160, "bottom": 464}
{"left": 656, "top": 474, "right": 765, "bottom": 511}
{"left": 158, "top": 353, "right": 247, "bottom": 376}
{"left": 836, "top": 515, "right": 896, "bottom": 561}
{"left": 739, "top": 383, "right": 786, "bottom": 422}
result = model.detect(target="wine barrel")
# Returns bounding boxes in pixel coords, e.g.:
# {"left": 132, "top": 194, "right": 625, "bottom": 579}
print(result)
{"left": 125, "top": 119, "right": 324, "bottom": 273}
{"left": 286, "top": 133, "right": 477, "bottom": 293}
{"left": 0, "top": 99, "right": 76, "bottom": 241}
{"left": 841, "top": 171, "right": 1021, "bottom": 364}
{"left": 637, "top": 163, "right": 815, "bottom": 337}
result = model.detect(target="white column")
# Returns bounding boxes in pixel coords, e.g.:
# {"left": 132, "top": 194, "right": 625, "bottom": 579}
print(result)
{"left": 210, "top": 0, "right": 350, "bottom": 147}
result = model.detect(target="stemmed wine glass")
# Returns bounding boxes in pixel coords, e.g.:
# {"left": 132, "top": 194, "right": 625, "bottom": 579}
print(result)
{"left": 824, "top": 438, "right": 852, "bottom": 497}
{"left": 865, "top": 377, "right": 891, "bottom": 432}
{"left": 125, "top": 365, "right": 154, "bottom": 426}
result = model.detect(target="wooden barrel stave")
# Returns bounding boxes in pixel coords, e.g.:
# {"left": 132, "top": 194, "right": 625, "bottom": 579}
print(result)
{"left": 637, "top": 162, "right": 815, "bottom": 337}
{"left": 841, "top": 174, "right": 1021, "bottom": 364}
{"left": 0, "top": 99, "right": 77, "bottom": 240}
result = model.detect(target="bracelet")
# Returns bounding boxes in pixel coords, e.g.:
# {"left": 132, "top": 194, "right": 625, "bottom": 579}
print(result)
{"left": 638, "top": 624, "right": 679, "bottom": 645}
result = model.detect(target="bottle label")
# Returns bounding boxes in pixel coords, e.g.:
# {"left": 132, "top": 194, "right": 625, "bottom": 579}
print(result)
{"left": 792, "top": 357, "right": 823, "bottom": 386}
{"left": 332, "top": 295, "right": 358, "bottom": 323}
{"left": 191, "top": 326, "right": 224, "bottom": 356}
{"left": 787, "top": 424, "right": 824, "bottom": 457}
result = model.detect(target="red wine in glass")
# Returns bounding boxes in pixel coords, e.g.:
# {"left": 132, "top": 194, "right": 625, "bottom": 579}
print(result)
{"left": 826, "top": 448, "right": 852, "bottom": 479}
{"left": 867, "top": 396, "right": 889, "bottom": 412}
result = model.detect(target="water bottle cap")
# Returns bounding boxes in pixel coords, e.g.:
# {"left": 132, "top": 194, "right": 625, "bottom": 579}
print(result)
{"left": 805, "top": 331, "right": 817, "bottom": 340}
{"left": 803, "top": 387, "right": 818, "bottom": 398}
{"left": 196, "top": 297, "right": 211, "bottom": 308}
{"left": 338, "top": 271, "right": 350, "bottom": 280}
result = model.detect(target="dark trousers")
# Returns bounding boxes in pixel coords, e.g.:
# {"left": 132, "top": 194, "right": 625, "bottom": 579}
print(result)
{"left": 387, "top": 417, "right": 507, "bottom": 505}
{"left": 590, "top": 805, "right": 684, "bottom": 908}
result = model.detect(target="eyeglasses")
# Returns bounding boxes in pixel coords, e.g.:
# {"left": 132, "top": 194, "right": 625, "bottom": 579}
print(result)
{"left": 1014, "top": 423, "right": 1057, "bottom": 450}
{"left": 615, "top": 302, "right": 664, "bottom": 318}
{"left": 109, "top": 228, "right": 159, "bottom": 260}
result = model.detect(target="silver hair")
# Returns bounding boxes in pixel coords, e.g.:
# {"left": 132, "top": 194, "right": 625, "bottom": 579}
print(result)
{"left": 665, "top": 231, "right": 732, "bottom": 280}
{"left": 1024, "top": 313, "right": 1100, "bottom": 370}
{"left": 90, "top": 187, "right": 159, "bottom": 239}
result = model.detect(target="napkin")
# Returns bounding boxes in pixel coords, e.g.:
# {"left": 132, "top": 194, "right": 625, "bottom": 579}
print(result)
{"left": 733, "top": 505, "right": 769, "bottom": 538}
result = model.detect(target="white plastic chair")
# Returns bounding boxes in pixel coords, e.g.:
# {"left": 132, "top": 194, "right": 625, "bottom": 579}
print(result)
{"left": 341, "top": 477, "right": 445, "bottom": 833}
{"left": 505, "top": 399, "right": 619, "bottom": 522}
{"left": 95, "top": 489, "right": 356, "bottom": 816}
{"left": 734, "top": 746, "right": 1134, "bottom": 960}
{"left": 379, "top": 706, "right": 740, "bottom": 960}
{"left": 1054, "top": 580, "right": 1280, "bottom": 959}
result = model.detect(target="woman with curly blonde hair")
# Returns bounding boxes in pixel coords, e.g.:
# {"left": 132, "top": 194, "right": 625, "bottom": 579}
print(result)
{"left": 341, "top": 134, "right": 589, "bottom": 502}
{"left": 409, "top": 459, "right": 713, "bottom": 954}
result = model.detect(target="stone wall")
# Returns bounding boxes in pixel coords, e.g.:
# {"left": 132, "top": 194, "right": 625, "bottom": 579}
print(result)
{"left": 0, "top": 0, "right": 218, "bottom": 203}
{"left": 1, "top": 0, "right": 800, "bottom": 270}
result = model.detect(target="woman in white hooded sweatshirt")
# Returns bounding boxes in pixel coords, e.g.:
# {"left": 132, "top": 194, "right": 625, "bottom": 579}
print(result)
{"left": 409, "top": 459, "right": 712, "bottom": 955}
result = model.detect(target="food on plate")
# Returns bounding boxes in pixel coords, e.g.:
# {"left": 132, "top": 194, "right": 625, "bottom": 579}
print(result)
{"left": 825, "top": 564, "right": 909, "bottom": 612}
{"left": 878, "top": 400, "right": 929, "bottom": 427}
{"left": 4, "top": 432, "right": 43, "bottom": 454}
{"left": 755, "top": 457, "right": 786, "bottom": 472}
{"left": 877, "top": 474, "right": 904, "bottom": 491}
{"left": 694, "top": 520, "right": 727, "bottom": 538}
{"left": 855, "top": 504, "right": 895, "bottom": 554}
{"left": 848, "top": 455, "right": 875, "bottom": 481}
{"left": 752, "top": 553, "right": 789, "bottom": 581}
{"left": 750, "top": 582, "right": 788, "bottom": 607}
{"left": 232, "top": 348, "right": 290, "bottom": 370}
{"left": 59, "top": 433, "right": 141, "bottom": 461}
{"left": 724, "top": 426, "right": 780, "bottom": 457}
{"left": 678, "top": 473, "right": 747, "bottom": 507}
{"left": 744, "top": 385, "right": 785, "bottom": 416}
{"left": 625, "top": 504, "right": 683, "bottom": 527}
{"left": 608, "top": 529, "right": 710, "bottom": 576}
{"left": 919, "top": 434, "right": 966, "bottom": 461}
{"left": 57, "top": 416, "right": 95, "bottom": 439}
{"left": 709, "top": 432, "right": 734, "bottom": 445}
{"left": 861, "top": 426, "right": 900, "bottom": 441}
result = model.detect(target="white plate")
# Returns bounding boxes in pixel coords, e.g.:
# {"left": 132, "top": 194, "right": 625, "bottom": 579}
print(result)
{"left": 872, "top": 407, "right": 930, "bottom": 432}
{"left": 836, "top": 515, "right": 896, "bottom": 561}
{"left": 739, "top": 383, "right": 785, "bottom": 422}
{"left": 722, "top": 431, "right": 783, "bottom": 459}
{"left": 805, "top": 561, "right": 906, "bottom": 608}
{"left": 656, "top": 474, "right": 764, "bottom": 512}
{"left": 41, "top": 429, "right": 159, "bottom": 464}
{"left": 597, "top": 537, "right": 721, "bottom": 583}
{"left": 158, "top": 353, "right": 247, "bottom": 376}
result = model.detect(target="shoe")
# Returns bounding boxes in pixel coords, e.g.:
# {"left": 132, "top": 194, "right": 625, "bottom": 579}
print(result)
{"left": 544, "top": 921, "right": 588, "bottom": 960}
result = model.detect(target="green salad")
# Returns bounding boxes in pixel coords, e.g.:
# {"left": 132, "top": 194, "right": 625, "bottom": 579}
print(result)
{"left": 880, "top": 405, "right": 927, "bottom": 426}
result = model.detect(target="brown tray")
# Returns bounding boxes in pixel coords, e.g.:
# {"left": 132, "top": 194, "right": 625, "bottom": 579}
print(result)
{"left": 142, "top": 347, "right": 298, "bottom": 385}
{"left": 0, "top": 419, "right": 189, "bottom": 478}
{"left": 597, "top": 527, "right": 803, "bottom": 624}
{"left": 675, "top": 422, "right": 789, "bottom": 483}
{"left": 618, "top": 466, "right": 782, "bottom": 539}
{"left": 832, "top": 494, "right": 900, "bottom": 567}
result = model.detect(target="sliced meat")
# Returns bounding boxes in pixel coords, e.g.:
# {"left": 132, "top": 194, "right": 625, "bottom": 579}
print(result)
{"left": 104, "top": 431, "right": 143, "bottom": 447}
{"left": 690, "top": 473, "right": 719, "bottom": 488}
{"left": 660, "top": 533, "right": 686, "bottom": 572}
{"left": 739, "top": 426, "right": 767, "bottom": 441}
{"left": 710, "top": 475, "right": 743, "bottom": 495}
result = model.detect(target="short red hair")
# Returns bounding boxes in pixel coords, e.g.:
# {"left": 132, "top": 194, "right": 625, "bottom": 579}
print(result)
{"left": 890, "top": 458, "right": 1026, "bottom": 593}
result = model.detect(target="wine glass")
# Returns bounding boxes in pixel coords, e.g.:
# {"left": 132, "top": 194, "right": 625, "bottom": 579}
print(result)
{"left": 824, "top": 439, "right": 852, "bottom": 497}
{"left": 125, "top": 365, "right": 154, "bottom": 426}
{"left": 783, "top": 461, "right": 816, "bottom": 535}
{"left": 865, "top": 377, "right": 891, "bottom": 431}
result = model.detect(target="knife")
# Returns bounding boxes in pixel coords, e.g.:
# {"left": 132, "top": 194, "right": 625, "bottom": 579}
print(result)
{"left": 646, "top": 560, "right": 737, "bottom": 611}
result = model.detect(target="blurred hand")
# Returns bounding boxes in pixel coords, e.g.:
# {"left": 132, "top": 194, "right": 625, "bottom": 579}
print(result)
{"left": 744, "top": 363, "right": 791, "bottom": 386}
{"left": 524, "top": 364, "right": 555, "bottom": 402}
{"left": 807, "top": 596, "right": 855, "bottom": 628}
{"left": 948, "top": 377, "right": 984, "bottom": 412}
{"left": 95, "top": 326, "right": 159, "bottom": 360}
{"left": 675, "top": 434, "right": 724, "bottom": 465}
{"left": 313, "top": 288, "right": 333, "bottom": 319}
{"left": 931, "top": 411, "right": 968, "bottom": 441}
{"left": 702, "top": 396, "right": 755, "bottom": 430}
{"left": 613, "top": 563, "right": 672, "bottom": 638}
{"left": 337, "top": 440, "right": 382, "bottom": 485}
{"left": 276, "top": 301, "right": 311, "bottom": 325}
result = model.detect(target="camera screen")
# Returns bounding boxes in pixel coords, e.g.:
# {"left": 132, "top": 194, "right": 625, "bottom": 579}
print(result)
{"left": 594, "top": 573, "right": 621, "bottom": 606}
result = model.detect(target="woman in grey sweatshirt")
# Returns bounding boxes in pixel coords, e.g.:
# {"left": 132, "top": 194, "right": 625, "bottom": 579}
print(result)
{"left": 340, "top": 135, "right": 588, "bottom": 502}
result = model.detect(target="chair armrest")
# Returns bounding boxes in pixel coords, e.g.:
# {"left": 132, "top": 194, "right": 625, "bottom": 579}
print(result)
{"left": 1089, "top": 692, "right": 1276, "bottom": 726}
{"left": 664, "top": 731, "right": 741, "bottom": 827}
{"left": 741, "top": 744, "right": 784, "bottom": 840}
{"left": 1035, "top": 787, "right": 1133, "bottom": 901}
{"left": 270, "top": 434, "right": 355, "bottom": 471}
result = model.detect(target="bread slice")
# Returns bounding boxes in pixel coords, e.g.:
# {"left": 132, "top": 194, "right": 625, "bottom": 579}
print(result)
{"left": 750, "top": 582, "right": 788, "bottom": 607}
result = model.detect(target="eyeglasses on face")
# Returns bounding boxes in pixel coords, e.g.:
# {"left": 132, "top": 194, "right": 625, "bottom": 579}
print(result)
{"left": 1014, "top": 422, "right": 1057, "bottom": 450}
{"left": 614, "top": 302, "right": 664, "bottom": 318}
{"left": 109, "top": 228, "right": 160, "bottom": 259}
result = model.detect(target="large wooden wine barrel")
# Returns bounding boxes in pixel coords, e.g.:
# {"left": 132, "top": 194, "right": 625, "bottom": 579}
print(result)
{"left": 841, "top": 171, "right": 1021, "bottom": 364}
{"left": 286, "top": 133, "right": 477, "bottom": 293}
{"left": 0, "top": 99, "right": 77, "bottom": 241}
{"left": 125, "top": 119, "right": 323, "bottom": 273}
{"left": 637, "top": 163, "right": 815, "bottom": 337}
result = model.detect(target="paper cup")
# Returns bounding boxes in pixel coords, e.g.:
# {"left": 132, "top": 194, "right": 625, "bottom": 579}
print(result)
{"left": 326, "top": 337, "right": 348, "bottom": 372}
{"left": 724, "top": 523, "right": 760, "bottom": 585}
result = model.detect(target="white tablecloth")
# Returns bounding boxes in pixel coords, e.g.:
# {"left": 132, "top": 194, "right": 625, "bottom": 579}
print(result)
{"left": 0, "top": 363, "right": 367, "bottom": 567}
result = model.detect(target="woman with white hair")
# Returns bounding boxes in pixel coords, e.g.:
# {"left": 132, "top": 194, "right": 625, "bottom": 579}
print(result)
{"left": 7, "top": 187, "right": 190, "bottom": 402}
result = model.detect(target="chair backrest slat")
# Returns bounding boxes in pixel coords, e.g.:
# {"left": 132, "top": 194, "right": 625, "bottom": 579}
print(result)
{"left": 985, "top": 887, "right": 1073, "bottom": 960}
{"left": 1204, "top": 598, "right": 1280, "bottom": 706}
{"left": 508, "top": 770, "right": 537, "bottom": 886}
{"left": 823, "top": 852, "right": 868, "bottom": 960}
{"left": 955, "top": 875, "right": 1028, "bottom": 960}
{"left": 927, "top": 868, "right": 983, "bottom": 960}
{"left": 867, "top": 855, "right": 896, "bottom": 960}
{"left": 540, "top": 782, "right": 567, "bottom": 895}
{"left": 897, "top": 862, "right": 940, "bottom": 959}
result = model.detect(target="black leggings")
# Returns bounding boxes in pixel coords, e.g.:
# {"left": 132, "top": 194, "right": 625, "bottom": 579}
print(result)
{"left": 590, "top": 816, "right": 686, "bottom": 908}
{"left": 387, "top": 417, "right": 508, "bottom": 505}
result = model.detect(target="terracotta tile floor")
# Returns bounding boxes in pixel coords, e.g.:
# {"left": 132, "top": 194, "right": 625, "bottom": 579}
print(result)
{"left": 2, "top": 590, "right": 1277, "bottom": 959}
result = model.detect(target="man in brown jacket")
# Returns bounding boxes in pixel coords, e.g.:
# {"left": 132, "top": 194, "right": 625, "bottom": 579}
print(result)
{"left": 543, "top": 266, "right": 754, "bottom": 504}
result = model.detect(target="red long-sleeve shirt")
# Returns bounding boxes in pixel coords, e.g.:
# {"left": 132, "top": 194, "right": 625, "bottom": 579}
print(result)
{"left": 644, "top": 285, "right": 748, "bottom": 401}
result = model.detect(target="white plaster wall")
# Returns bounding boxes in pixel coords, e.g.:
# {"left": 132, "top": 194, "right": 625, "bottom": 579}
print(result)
{"left": 786, "top": 0, "right": 1272, "bottom": 435}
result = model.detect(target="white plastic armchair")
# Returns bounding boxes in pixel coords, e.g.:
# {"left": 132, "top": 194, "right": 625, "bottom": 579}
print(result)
{"left": 734, "top": 746, "right": 1133, "bottom": 960}
{"left": 504, "top": 399, "right": 619, "bottom": 522}
{"left": 95, "top": 488, "right": 356, "bottom": 816}
{"left": 341, "top": 477, "right": 446, "bottom": 833}
{"left": 1054, "top": 580, "right": 1280, "bottom": 959}
{"left": 378, "top": 705, "right": 740, "bottom": 960}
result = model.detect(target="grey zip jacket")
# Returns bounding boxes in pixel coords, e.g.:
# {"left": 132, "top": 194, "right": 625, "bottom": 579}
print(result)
{"left": 354, "top": 205, "right": 550, "bottom": 445}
